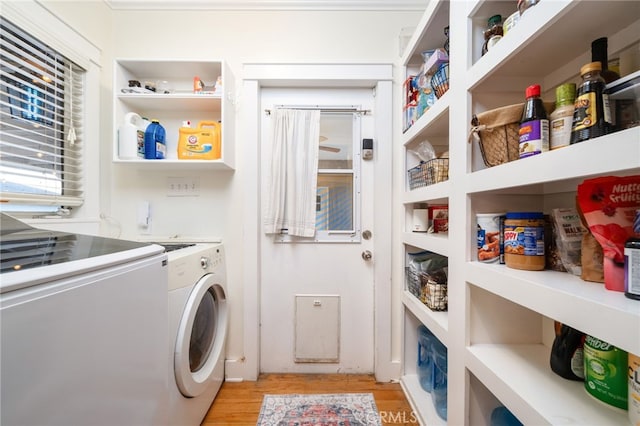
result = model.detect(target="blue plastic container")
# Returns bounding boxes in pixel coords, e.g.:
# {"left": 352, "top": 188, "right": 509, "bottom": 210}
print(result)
{"left": 490, "top": 406, "right": 523, "bottom": 426}
{"left": 431, "top": 339, "right": 448, "bottom": 420}
{"left": 144, "top": 119, "right": 167, "bottom": 159}
{"left": 417, "top": 325, "right": 434, "bottom": 392}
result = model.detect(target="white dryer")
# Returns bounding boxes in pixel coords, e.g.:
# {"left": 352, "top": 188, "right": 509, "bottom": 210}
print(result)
{"left": 162, "top": 242, "right": 228, "bottom": 426}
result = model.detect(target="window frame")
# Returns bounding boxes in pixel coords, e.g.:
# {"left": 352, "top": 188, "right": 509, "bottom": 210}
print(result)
{"left": 0, "top": 1, "right": 100, "bottom": 221}
{"left": 275, "top": 110, "right": 362, "bottom": 244}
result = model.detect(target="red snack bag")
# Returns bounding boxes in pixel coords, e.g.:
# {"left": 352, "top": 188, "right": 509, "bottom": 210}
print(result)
{"left": 577, "top": 175, "right": 640, "bottom": 291}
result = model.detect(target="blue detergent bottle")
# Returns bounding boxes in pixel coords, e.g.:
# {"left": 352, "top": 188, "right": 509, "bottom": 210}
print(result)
{"left": 144, "top": 119, "right": 167, "bottom": 159}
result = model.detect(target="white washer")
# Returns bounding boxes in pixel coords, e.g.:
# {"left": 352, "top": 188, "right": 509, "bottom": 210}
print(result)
{"left": 164, "top": 242, "right": 228, "bottom": 426}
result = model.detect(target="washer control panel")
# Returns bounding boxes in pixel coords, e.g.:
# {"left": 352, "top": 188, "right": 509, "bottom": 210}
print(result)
{"left": 166, "top": 243, "right": 225, "bottom": 291}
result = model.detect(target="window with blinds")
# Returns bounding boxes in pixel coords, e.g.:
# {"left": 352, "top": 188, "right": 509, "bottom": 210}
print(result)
{"left": 0, "top": 17, "right": 84, "bottom": 214}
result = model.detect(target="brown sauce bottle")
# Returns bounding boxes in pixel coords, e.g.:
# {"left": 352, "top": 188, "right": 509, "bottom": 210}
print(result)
{"left": 570, "top": 62, "right": 611, "bottom": 144}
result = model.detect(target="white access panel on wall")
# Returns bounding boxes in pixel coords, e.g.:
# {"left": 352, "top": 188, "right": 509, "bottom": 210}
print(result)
{"left": 295, "top": 295, "right": 340, "bottom": 363}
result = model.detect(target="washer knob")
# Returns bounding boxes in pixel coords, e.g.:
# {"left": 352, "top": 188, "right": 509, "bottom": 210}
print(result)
{"left": 200, "top": 256, "right": 209, "bottom": 269}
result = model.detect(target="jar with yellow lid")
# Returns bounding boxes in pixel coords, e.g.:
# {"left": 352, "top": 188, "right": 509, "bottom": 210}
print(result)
{"left": 504, "top": 212, "right": 545, "bottom": 270}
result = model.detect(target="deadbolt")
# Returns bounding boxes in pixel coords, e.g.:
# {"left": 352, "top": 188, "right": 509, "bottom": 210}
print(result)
{"left": 361, "top": 250, "right": 372, "bottom": 261}
{"left": 362, "top": 230, "right": 372, "bottom": 240}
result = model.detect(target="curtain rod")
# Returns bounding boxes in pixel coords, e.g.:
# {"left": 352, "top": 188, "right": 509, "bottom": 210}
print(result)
{"left": 264, "top": 107, "right": 370, "bottom": 115}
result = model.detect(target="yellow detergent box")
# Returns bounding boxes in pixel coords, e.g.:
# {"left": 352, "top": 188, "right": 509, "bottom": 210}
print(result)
{"left": 178, "top": 121, "right": 221, "bottom": 160}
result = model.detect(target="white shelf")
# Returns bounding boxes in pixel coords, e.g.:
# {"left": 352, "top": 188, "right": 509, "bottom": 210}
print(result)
{"left": 403, "top": 181, "right": 450, "bottom": 204}
{"left": 466, "top": 128, "right": 640, "bottom": 195}
{"left": 401, "top": 0, "right": 449, "bottom": 67}
{"left": 467, "top": 1, "right": 638, "bottom": 93}
{"left": 116, "top": 93, "right": 222, "bottom": 112}
{"left": 466, "top": 262, "right": 640, "bottom": 355}
{"left": 403, "top": 91, "right": 450, "bottom": 145}
{"left": 400, "top": 375, "right": 447, "bottom": 426}
{"left": 403, "top": 232, "right": 449, "bottom": 257}
{"left": 115, "top": 59, "right": 222, "bottom": 80}
{"left": 112, "top": 158, "right": 234, "bottom": 171}
{"left": 466, "top": 344, "right": 629, "bottom": 425}
{"left": 402, "top": 291, "right": 448, "bottom": 347}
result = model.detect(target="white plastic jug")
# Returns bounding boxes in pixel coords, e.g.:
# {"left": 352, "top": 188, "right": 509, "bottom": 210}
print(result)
{"left": 118, "top": 112, "right": 147, "bottom": 159}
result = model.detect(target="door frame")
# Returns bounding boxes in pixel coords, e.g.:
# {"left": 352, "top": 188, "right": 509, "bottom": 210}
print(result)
{"left": 240, "top": 63, "right": 397, "bottom": 382}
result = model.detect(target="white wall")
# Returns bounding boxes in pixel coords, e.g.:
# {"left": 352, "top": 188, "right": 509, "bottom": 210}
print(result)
{"left": 32, "top": 2, "right": 420, "bottom": 379}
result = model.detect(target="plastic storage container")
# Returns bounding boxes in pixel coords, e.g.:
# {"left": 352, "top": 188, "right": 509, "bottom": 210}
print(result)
{"left": 432, "top": 338, "right": 448, "bottom": 420}
{"left": 178, "top": 121, "right": 221, "bottom": 160}
{"left": 490, "top": 406, "right": 523, "bottom": 426}
{"left": 584, "top": 335, "right": 628, "bottom": 411}
{"left": 504, "top": 212, "right": 545, "bottom": 270}
{"left": 417, "top": 325, "right": 434, "bottom": 392}
{"left": 144, "top": 120, "right": 166, "bottom": 160}
{"left": 118, "top": 112, "right": 147, "bottom": 159}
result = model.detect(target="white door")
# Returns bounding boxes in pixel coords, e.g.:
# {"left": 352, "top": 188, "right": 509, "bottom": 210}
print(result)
{"left": 259, "top": 88, "right": 376, "bottom": 373}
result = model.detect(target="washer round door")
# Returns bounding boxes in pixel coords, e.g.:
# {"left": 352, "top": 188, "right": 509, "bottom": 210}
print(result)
{"left": 174, "top": 274, "right": 227, "bottom": 397}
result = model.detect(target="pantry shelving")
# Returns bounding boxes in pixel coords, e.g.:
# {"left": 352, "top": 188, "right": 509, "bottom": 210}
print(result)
{"left": 464, "top": 128, "right": 639, "bottom": 194}
{"left": 403, "top": 291, "right": 448, "bottom": 345}
{"left": 398, "top": 0, "right": 451, "bottom": 424}
{"left": 402, "top": 233, "right": 449, "bottom": 258}
{"left": 466, "top": 344, "right": 629, "bottom": 425}
{"left": 466, "top": 263, "right": 640, "bottom": 356}
{"left": 112, "top": 59, "right": 235, "bottom": 169}
{"left": 398, "top": 0, "right": 640, "bottom": 425}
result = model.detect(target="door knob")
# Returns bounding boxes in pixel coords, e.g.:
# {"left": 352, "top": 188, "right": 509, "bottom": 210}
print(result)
{"left": 362, "top": 250, "right": 372, "bottom": 261}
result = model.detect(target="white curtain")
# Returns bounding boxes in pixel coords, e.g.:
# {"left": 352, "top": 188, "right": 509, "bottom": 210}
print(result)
{"left": 264, "top": 109, "right": 321, "bottom": 237}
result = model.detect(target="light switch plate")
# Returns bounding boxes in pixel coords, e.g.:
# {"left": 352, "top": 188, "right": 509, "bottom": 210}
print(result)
{"left": 167, "top": 177, "right": 200, "bottom": 197}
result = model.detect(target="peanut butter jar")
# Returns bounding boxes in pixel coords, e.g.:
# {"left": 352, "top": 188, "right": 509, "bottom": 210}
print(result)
{"left": 504, "top": 212, "right": 545, "bottom": 270}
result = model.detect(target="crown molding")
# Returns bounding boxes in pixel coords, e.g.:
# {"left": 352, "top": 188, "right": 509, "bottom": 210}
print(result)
{"left": 104, "top": 0, "right": 426, "bottom": 11}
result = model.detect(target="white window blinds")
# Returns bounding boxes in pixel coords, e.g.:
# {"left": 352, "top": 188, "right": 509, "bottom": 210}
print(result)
{"left": 0, "top": 16, "right": 84, "bottom": 213}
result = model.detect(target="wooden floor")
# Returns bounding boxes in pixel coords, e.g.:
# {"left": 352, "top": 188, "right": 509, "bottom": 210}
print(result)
{"left": 201, "top": 373, "right": 416, "bottom": 425}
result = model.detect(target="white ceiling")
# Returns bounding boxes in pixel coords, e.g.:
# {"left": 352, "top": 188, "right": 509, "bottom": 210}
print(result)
{"left": 104, "top": 0, "right": 426, "bottom": 11}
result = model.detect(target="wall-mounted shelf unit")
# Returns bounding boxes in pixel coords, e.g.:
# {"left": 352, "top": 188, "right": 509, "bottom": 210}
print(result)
{"left": 113, "top": 59, "right": 235, "bottom": 170}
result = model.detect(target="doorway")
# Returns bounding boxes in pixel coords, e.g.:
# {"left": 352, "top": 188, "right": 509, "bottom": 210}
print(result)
{"left": 240, "top": 63, "right": 396, "bottom": 381}
{"left": 259, "top": 88, "right": 374, "bottom": 373}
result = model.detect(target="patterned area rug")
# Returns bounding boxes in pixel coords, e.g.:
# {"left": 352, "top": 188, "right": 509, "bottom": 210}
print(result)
{"left": 256, "top": 393, "right": 382, "bottom": 425}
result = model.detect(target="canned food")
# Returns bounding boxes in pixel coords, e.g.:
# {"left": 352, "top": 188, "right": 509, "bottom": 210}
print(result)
{"left": 477, "top": 213, "right": 505, "bottom": 263}
{"left": 504, "top": 212, "right": 545, "bottom": 270}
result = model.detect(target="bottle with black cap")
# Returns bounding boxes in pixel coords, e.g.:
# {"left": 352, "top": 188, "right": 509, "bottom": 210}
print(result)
{"left": 591, "top": 37, "right": 620, "bottom": 84}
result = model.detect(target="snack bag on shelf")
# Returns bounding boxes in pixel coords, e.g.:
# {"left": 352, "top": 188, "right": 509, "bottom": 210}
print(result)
{"left": 577, "top": 175, "right": 640, "bottom": 291}
{"left": 581, "top": 232, "right": 605, "bottom": 283}
{"left": 551, "top": 208, "right": 586, "bottom": 275}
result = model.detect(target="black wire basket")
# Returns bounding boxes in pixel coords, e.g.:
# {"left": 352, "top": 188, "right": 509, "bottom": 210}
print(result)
{"left": 431, "top": 62, "right": 449, "bottom": 98}
{"left": 405, "top": 267, "right": 448, "bottom": 311}
{"left": 407, "top": 158, "right": 449, "bottom": 190}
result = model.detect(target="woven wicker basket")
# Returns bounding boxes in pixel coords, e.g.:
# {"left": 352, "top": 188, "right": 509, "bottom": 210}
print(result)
{"left": 469, "top": 103, "right": 523, "bottom": 167}
{"left": 469, "top": 102, "right": 555, "bottom": 167}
